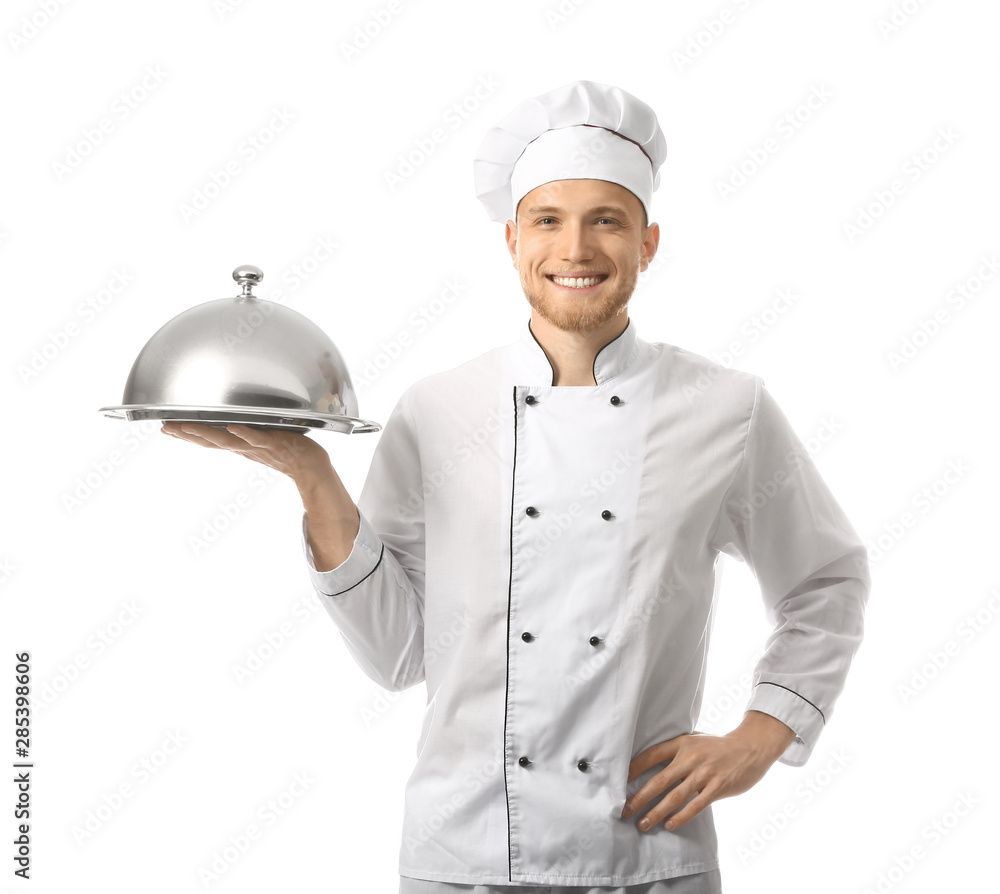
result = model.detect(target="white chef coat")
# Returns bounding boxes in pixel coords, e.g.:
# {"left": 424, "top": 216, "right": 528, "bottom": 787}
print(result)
{"left": 300, "top": 317, "right": 870, "bottom": 886}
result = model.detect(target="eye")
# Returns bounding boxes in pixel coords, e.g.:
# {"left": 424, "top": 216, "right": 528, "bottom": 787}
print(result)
{"left": 538, "top": 217, "right": 556, "bottom": 225}
{"left": 597, "top": 218, "right": 617, "bottom": 225}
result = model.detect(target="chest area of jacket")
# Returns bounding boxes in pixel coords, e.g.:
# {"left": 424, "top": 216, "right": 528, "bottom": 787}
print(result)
{"left": 419, "top": 373, "right": 729, "bottom": 525}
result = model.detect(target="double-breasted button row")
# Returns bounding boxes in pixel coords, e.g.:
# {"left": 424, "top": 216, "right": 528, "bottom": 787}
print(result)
{"left": 515, "top": 391, "right": 623, "bottom": 791}
{"left": 517, "top": 755, "right": 592, "bottom": 772}
{"left": 524, "top": 394, "right": 623, "bottom": 406}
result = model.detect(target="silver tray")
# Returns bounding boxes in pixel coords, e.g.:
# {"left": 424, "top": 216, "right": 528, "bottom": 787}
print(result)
{"left": 98, "top": 404, "right": 381, "bottom": 434}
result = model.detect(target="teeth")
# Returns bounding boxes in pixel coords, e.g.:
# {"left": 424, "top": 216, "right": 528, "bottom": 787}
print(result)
{"left": 551, "top": 276, "right": 603, "bottom": 288}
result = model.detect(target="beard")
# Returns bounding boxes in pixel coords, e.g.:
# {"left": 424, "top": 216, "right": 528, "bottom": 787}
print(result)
{"left": 519, "top": 261, "right": 640, "bottom": 333}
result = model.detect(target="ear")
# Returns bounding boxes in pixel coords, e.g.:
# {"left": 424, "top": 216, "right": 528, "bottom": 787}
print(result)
{"left": 505, "top": 220, "right": 519, "bottom": 268}
{"left": 639, "top": 222, "right": 660, "bottom": 273}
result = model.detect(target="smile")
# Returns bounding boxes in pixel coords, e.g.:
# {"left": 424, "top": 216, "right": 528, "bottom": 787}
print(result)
{"left": 547, "top": 274, "right": 608, "bottom": 290}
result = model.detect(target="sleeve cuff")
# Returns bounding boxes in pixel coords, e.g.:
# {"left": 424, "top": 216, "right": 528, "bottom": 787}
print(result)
{"left": 745, "top": 681, "right": 825, "bottom": 767}
{"left": 301, "top": 509, "right": 384, "bottom": 597}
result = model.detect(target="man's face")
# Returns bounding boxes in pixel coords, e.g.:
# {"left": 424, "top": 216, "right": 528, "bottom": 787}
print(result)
{"left": 504, "top": 179, "right": 659, "bottom": 333}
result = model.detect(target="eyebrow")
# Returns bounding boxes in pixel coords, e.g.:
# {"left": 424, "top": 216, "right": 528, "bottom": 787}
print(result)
{"left": 523, "top": 204, "right": 632, "bottom": 217}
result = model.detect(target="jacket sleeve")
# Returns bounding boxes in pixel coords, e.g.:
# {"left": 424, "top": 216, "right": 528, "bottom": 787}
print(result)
{"left": 708, "top": 377, "right": 871, "bottom": 766}
{"left": 300, "top": 387, "right": 426, "bottom": 692}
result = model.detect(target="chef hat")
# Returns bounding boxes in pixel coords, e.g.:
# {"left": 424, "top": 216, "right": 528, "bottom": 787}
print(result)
{"left": 473, "top": 80, "right": 667, "bottom": 226}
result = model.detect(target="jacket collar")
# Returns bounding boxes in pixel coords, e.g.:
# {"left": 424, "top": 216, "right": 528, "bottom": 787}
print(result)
{"left": 516, "top": 315, "right": 639, "bottom": 386}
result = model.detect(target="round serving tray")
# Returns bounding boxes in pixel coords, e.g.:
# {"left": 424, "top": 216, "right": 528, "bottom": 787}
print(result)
{"left": 98, "top": 404, "right": 381, "bottom": 434}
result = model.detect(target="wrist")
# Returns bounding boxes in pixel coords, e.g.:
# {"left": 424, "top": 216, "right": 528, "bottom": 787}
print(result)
{"left": 729, "top": 710, "right": 796, "bottom": 762}
{"left": 294, "top": 456, "right": 338, "bottom": 499}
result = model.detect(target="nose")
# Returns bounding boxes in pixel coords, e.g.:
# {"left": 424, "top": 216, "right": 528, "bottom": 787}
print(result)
{"left": 556, "top": 219, "right": 596, "bottom": 262}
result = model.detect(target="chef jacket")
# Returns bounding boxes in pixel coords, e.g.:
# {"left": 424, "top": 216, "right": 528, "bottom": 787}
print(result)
{"left": 299, "top": 316, "right": 870, "bottom": 886}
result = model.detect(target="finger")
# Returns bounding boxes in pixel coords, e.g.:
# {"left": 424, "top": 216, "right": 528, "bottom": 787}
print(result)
{"left": 654, "top": 791, "right": 712, "bottom": 832}
{"left": 225, "top": 423, "right": 271, "bottom": 446}
{"left": 229, "top": 424, "right": 316, "bottom": 461}
{"left": 623, "top": 763, "right": 687, "bottom": 819}
{"left": 162, "top": 426, "right": 224, "bottom": 449}
{"left": 628, "top": 736, "right": 684, "bottom": 781}
{"left": 635, "top": 782, "right": 701, "bottom": 832}
{"left": 175, "top": 423, "right": 259, "bottom": 451}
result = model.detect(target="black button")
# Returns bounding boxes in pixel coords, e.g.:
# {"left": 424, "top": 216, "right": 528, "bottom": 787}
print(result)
{"left": 525, "top": 395, "right": 537, "bottom": 405}
{"left": 589, "top": 635, "right": 601, "bottom": 646}
{"left": 521, "top": 632, "right": 534, "bottom": 642}
{"left": 610, "top": 395, "right": 621, "bottom": 405}
{"left": 526, "top": 506, "right": 539, "bottom": 517}
{"left": 519, "top": 756, "right": 532, "bottom": 767}
{"left": 577, "top": 760, "right": 590, "bottom": 772}
{"left": 601, "top": 509, "right": 613, "bottom": 520}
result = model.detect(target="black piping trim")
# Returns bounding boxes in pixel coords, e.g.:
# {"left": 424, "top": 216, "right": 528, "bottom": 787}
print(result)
{"left": 525, "top": 320, "right": 554, "bottom": 386}
{"left": 319, "top": 542, "right": 384, "bottom": 597}
{"left": 525, "top": 316, "right": 632, "bottom": 386}
{"left": 756, "top": 681, "right": 826, "bottom": 724}
{"left": 503, "top": 385, "right": 517, "bottom": 881}
{"left": 591, "top": 316, "right": 630, "bottom": 384}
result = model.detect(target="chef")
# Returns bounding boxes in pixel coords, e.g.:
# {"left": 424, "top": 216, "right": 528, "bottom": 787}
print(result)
{"left": 162, "top": 81, "right": 870, "bottom": 894}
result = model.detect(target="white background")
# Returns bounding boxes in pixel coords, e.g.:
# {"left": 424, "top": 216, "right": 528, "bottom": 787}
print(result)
{"left": 2, "top": 0, "right": 998, "bottom": 891}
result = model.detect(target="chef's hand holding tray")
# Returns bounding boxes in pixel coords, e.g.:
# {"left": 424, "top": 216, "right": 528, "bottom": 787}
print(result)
{"left": 99, "top": 263, "right": 377, "bottom": 573}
